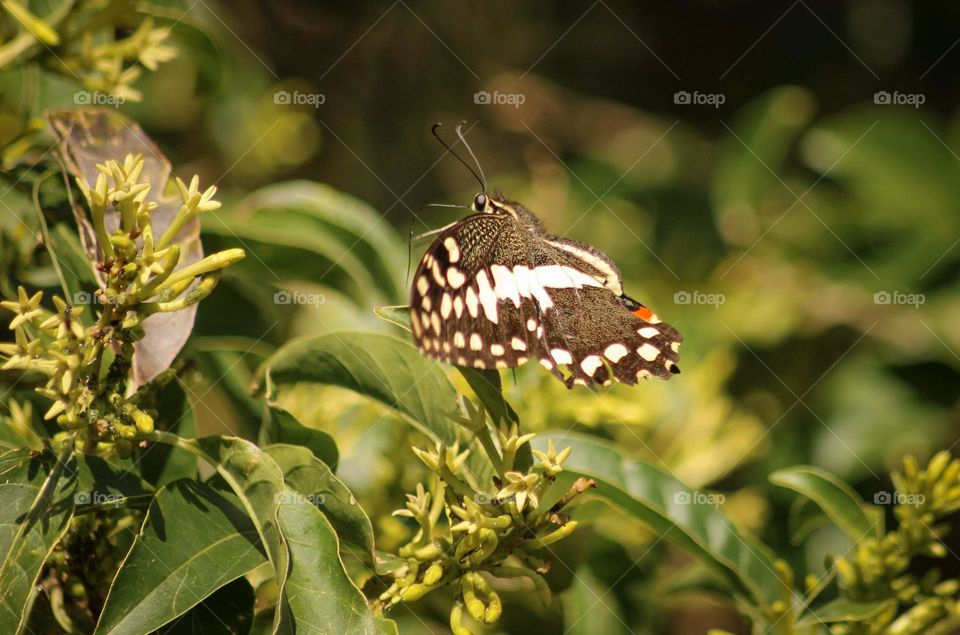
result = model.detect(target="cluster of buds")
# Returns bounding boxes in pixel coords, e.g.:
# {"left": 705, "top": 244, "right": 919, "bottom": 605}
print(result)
{"left": 0, "top": 154, "right": 243, "bottom": 455}
{"left": 377, "top": 398, "right": 592, "bottom": 634}
{"left": 829, "top": 452, "right": 960, "bottom": 634}
{"left": 56, "top": 17, "right": 177, "bottom": 101}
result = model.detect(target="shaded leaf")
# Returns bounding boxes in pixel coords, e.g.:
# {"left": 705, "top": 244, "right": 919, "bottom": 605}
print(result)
{"left": 94, "top": 479, "right": 266, "bottom": 635}
{"left": 0, "top": 446, "right": 77, "bottom": 634}
{"left": 158, "top": 576, "right": 255, "bottom": 635}
{"left": 276, "top": 501, "right": 396, "bottom": 634}
{"left": 535, "top": 433, "right": 782, "bottom": 609}
{"left": 257, "top": 332, "right": 459, "bottom": 445}
{"left": 138, "top": 381, "right": 198, "bottom": 488}
{"left": 562, "top": 567, "right": 629, "bottom": 635}
{"left": 234, "top": 181, "right": 406, "bottom": 301}
{"left": 259, "top": 404, "right": 338, "bottom": 469}
{"left": 264, "top": 444, "right": 374, "bottom": 564}
{"left": 770, "top": 466, "right": 878, "bottom": 542}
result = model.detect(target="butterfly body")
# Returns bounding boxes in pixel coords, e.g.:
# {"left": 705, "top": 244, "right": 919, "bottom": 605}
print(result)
{"left": 411, "top": 192, "right": 681, "bottom": 388}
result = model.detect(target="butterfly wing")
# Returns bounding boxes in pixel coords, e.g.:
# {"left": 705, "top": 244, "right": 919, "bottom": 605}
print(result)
{"left": 410, "top": 214, "right": 681, "bottom": 388}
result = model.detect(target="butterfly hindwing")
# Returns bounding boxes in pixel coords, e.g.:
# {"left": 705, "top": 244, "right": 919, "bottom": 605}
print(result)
{"left": 410, "top": 199, "right": 682, "bottom": 388}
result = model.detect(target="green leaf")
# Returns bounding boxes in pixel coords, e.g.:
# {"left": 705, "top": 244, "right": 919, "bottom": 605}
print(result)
{"left": 158, "top": 576, "right": 255, "bottom": 635}
{"left": 264, "top": 444, "right": 374, "bottom": 564}
{"left": 94, "top": 479, "right": 266, "bottom": 635}
{"left": 258, "top": 332, "right": 459, "bottom": 445}
{"left": 276, "top": 500, "right": 397, "bottom": 634}
{"left": 787, "top": 495, "right": 830, "bottom": 546}
{"left": 148, "top": 434, "right": 392, "bottom": 634}
{"left": 770, "top": 466, "right": 878, "bottom": 541}
{"left": 535, "top": 433, "right": 782, "bottom": 609}
{"left": 795, "top": 598, "right": 896, "bottom": 627}
{"left": 373, "top": 305, "right": 411, "bottom": 332}
{"left": 562, "top": 567, "right": 629, "bottom": 635}
{"left": 0, "top": 446, "right": 77, "bottom": 635}
{"left": 235, "top": 181, "right": 406, "bottom": 301}
{"left": 260, "top": 404, "right": 338, "bottom": 469}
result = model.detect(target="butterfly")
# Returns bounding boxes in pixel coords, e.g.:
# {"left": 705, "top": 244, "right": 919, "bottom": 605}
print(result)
{"left": 409, "top": 124, "right": 681, "bottom": 389}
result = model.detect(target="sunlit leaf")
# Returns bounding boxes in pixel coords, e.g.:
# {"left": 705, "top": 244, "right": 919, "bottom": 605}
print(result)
{"left": 770, "top": 465, "right": 878, "bottom": 542}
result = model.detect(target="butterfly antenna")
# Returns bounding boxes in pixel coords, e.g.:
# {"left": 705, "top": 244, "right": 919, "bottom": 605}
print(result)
{"left": 432, "top": 123, "right": 486, "bottom": 192}
{"left": 456, "top": 121, "right": 487, "bottom": 192}
{"left": 405, "top": 221, "right": 414, "bottom": 288}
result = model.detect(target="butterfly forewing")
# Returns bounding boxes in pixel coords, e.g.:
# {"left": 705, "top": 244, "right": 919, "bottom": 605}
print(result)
{"left": 410, "top": 200, "right": 681, "bottom": 388}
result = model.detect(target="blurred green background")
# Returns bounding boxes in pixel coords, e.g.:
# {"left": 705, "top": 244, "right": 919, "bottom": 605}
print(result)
{"left": 4, "top": 1, "right": 960, "bottom": 632}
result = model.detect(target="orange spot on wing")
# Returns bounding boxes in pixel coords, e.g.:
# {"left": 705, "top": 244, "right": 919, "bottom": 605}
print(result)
{"left": 632, "top": 306, "right": 654, "bottom": 321}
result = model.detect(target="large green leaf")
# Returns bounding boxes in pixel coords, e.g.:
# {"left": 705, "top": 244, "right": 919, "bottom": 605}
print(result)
{"left": 264, "top": 444, "right": 374, "bottom": 563}
{"left": 259, "top": 404, "right": 338, "bottom": 469}
{"left": 276, "top": 499, "right": 397, "bottom": 634}
{"left": 234, "top": 181, "right": 406, "bottom": 301}
{"left": 94, "top": 479, "right": 266, "bottom": 635}
{"left": 258, "top": 332, "right": 458, "bottom": 445}
{"left": 562, "top": 567, "right": 629, "bottom": 635}
{"left": 535, "top": 433, "right": 782, "bottom": 609}
{"left": 0, "top": 446, "right": 77, "bottom": 634}
{"left": 770, "top": 466, "right": 878, "bottom": 542}
{"left": 148, "top": 434, "right": 393, "bottom": 634}
{"left": 158, "top": 576, "right": 255, "bottom": 635}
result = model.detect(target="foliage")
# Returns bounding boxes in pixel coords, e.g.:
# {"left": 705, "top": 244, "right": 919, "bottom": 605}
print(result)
{"left": 2, "top": 1, "right": 960, "bottom": 635}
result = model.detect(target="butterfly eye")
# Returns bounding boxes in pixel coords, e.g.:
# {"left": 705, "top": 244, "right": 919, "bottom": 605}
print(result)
{"left": 473, "top": 193, "right": 487, "bottom": 212}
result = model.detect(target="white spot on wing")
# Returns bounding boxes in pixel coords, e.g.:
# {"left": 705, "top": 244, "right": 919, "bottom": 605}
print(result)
{"left": 466, "top": 287, "right": 479, "bottom": 317}
{"left": 476, "top": 270, "right": 498, "bottom": 323}
{"left": 638, "top": 326, "right": 660, "bottom": 338}
{"left": 431, "top": 262, "right": 444, "bottom": 285}
{"left": 443, "top": 237, "right": 460, "bottom": 263}
{"left": 526, "top": 318, "right": 537, "bottom": 331}
{"left": 447, "top": 267, "right": 466, "bottom": 289}
{"left": 453, "top": 295, "right": 464, "bottom": 318}
{"left": 470, "top": 333, "right": 483, "bottom": 351}
{"left": 490, "top": 344, "right": 505, "bottom": 356}
{"left": 440, "top": 293, "right": 452, "bottom": 319}
{"left": 580, "top": 355, "right": 603, "bottom": 375}
{"left": 551, "top": 348, "right": 573, "bottom": 365}
{"left": 416, "top": 275, "right": 429, "bottom": 295}
{"left": 511, "top": 337, "right": 527, "bottom": 351}
{"left": 491, "top": 264, "right": 521, "bottom": 307}
{"left": 638, "top": 343, "right": 660, "bottom": 361}
{"left": 604, "top": 343, "right": 629, "bottom": 363}
{"left": 454, "top": 332, "right": 465, "bottom": 348}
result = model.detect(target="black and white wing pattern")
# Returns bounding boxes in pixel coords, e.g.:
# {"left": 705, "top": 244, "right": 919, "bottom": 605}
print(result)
{"left": 410, "top": 210, "right": 681, "bottom": 388}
